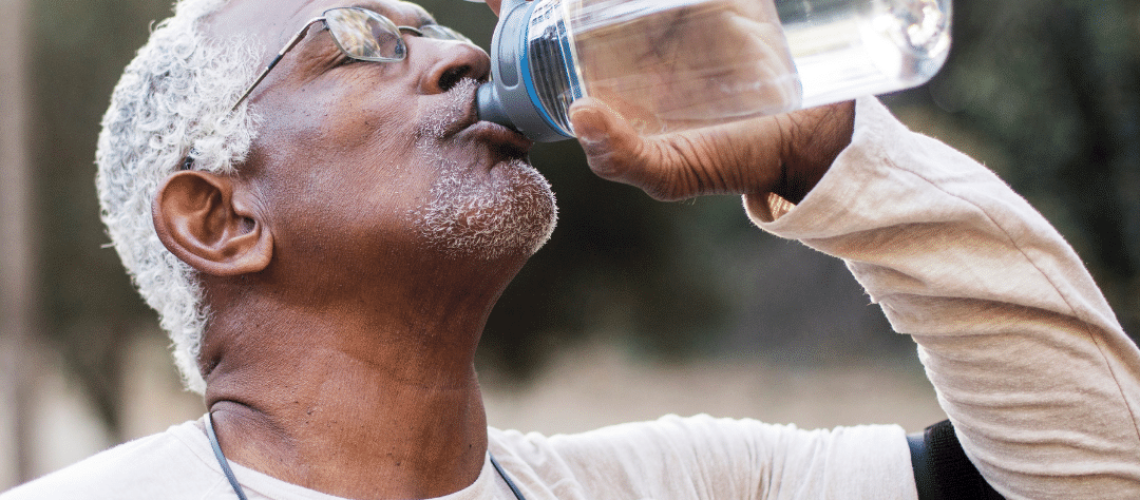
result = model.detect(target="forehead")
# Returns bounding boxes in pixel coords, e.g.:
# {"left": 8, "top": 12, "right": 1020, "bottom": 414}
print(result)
{"left": 207, "top": 0, "right": 434, "bottom": 44}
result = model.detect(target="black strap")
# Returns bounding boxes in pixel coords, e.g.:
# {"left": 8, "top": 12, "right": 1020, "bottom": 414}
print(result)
{"left": 205, "top": 413, "right": 250, "bottom": 500}
{"left": 205, "top": 413, "right": 528, "bottom": 500}
{"left": 908, "top": 420, "right": 1005, "bottom": 500}
{"left": 490, "top": 454, "right": 529, "bottom": 500}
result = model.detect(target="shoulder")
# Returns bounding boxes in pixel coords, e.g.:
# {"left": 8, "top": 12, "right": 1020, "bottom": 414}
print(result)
{"left": 486, "top": 416, "right": 809, "bottom": 500}
{"left": 487, "top": 415, "right": 798, "bottom": 486}
{"left": 1, "top": 417, "right": 231, "bottom": 500}
{"left": 491, "top": 413, "right": 816, "bottom": 457}
{"left": 488, "top": 416, "right": 909, "bottom": 489}
{"left": 489, "top": 417, "right": 913, "bottom": 500}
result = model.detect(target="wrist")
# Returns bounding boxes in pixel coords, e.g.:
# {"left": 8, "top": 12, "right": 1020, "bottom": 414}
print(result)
{"left": 770, "top": 100, "right": 855, "bottom": 204}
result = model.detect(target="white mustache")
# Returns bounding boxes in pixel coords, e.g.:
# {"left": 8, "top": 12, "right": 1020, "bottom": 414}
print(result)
{"left": 417, "top": 78, "right": 482, "bottom": 140}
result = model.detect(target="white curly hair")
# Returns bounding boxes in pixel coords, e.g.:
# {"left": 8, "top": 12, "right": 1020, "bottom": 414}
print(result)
{"left": 96, "top": 0, "right": 262, "bottom": 393}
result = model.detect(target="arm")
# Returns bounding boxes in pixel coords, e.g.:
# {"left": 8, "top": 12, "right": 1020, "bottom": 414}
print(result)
{"left": 748, "top": 97, "right": 1140, "bottom": 499}
{"left": 492, "top": 415, "right": 919, "bottom": 500}
{"left": 479, "top": 2, "right": 1140, "bottom": 497}
{"left": 564, "top": 74, "right": 1140, "bottom": 496}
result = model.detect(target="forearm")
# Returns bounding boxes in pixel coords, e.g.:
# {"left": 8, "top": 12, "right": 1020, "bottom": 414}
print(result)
{"left": 748, "top": 97, "right": 1140, "bottom": 499}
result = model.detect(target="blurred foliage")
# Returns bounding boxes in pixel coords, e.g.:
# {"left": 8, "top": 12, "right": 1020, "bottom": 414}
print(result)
{"left": 30, "top": 0, "right": 186, "bottom": 438}
{"left": 25, "top": 0, "right": 1139, "bottom": 439}
{"left": 909, "top": 0, "right": 1140, "bottom": 332}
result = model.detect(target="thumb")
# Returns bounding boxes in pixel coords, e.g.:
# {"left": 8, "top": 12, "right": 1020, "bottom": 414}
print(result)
{"left": 569, "top": 98, "right": 647, "bottom": 181}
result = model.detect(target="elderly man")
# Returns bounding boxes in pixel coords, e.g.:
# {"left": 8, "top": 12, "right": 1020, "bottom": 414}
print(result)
{"left": 4, "top": 0, "right": 1140, "bottom": 498}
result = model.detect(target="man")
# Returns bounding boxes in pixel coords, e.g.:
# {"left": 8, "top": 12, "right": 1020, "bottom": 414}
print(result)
{"left": 4, "top": 0, "right": 1139, "bottom": 498}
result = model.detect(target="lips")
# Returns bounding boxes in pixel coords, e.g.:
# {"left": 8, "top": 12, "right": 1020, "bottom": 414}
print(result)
{"left": 464, "top": 120, "right": 533, "bottom": 158}
{"left": 447, "top": 95, "right": 533, "bottom": 159}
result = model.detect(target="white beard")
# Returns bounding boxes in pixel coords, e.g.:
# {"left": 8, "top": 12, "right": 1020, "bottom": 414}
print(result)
{"left": 409, "top": 78, "right": 558, "bottom": 260}
{"left": 410, "top": 149, "right": 558, "bottom": 261}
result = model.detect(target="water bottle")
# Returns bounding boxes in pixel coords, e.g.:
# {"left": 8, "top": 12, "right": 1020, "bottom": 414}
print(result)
{"left": 475, "top": 0, "right": 951, "bottom": 142}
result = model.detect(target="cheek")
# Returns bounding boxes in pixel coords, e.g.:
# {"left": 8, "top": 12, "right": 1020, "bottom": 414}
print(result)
{"left": 263, "top": 166, "right": 428, "bottom": 272}
{"left": 257, "top": 88, "right": 425, "bottom": 202}
{"left": 253, "top": 136, "right": 431, "bottom": 262}
{"left": 247, "top": 74, "right": 449, "bottom": 259}
{"left": 321, "top": 94, "right": 409, "bottom": 149}
{"left": 265, "top": 68, "right": 420, "bottom": 157}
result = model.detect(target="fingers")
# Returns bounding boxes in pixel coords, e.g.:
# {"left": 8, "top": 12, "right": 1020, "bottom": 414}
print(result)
{"left": 569, "top": 99, "right": 643, "bottom": 178}
{"left": 568, "top": 97, "right": 853, "bottom": 203}
{"left": 570, "top": 98, "right": 715, "bottom": 201}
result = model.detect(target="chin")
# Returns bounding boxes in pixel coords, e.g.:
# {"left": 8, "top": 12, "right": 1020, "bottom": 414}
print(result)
{"left": 411, "top": 157, "right": 558, "bottom": 261}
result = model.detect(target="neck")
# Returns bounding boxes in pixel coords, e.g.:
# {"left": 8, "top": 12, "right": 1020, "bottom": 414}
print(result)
{"left": 207, "top": 367, "right": 487, "bottom": 500}
{"left": 200, "top": 253, "right": 525, "bottom": 500}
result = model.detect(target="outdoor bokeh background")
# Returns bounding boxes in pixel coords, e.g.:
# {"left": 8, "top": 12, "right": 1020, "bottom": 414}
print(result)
{"left": 1, "top": 0, "right": 1138, "bottom": 489}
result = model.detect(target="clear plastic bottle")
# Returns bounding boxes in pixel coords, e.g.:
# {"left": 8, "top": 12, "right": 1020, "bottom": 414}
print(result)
{"left": 476, "top": 0, "right": 951, "bottom": 142}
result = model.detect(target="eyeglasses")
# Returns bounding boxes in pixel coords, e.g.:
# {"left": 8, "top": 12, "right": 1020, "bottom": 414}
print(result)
{"left": 231, "top": 6, "right": 472, "bottom": 111}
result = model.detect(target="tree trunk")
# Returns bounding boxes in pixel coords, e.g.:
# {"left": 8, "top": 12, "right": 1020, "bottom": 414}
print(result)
{"left": 0, "top": 0, "right": 36, "bottom": 488}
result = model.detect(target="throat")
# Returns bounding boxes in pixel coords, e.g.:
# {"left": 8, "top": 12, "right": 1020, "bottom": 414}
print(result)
{"left": 207, "top": 414, "right": 529, "bottom": 500}
{"left": 205, "top": 363, "right": 489, "bottom": 500}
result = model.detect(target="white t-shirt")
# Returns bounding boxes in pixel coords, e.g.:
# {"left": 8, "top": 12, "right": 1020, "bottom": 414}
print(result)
{"left": 6, "top": 96, "right": 1139, "bottom": 499}
{"left": 0, "top": 415, "right": 913, "bottom": 500}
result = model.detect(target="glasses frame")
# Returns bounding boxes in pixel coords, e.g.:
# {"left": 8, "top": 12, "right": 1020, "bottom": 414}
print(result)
{"left": 230, "top": 6, "right": 470, "bottom": 112}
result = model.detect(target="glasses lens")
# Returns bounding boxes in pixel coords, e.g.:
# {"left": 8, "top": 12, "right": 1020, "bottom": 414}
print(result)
{"left": 418, "top": 24, "right": 473, "bottom": 45}
{"left": 324, "top": 7, "right": 405, "bottom": 61}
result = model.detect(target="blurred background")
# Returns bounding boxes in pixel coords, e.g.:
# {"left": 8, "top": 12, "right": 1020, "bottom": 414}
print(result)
{"left": 1, "top": 0, "right": 1137, "bottom": 489}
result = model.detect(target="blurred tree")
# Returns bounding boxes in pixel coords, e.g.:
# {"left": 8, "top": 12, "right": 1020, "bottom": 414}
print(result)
{"left": 2, "top": 0, "right": 34, "bottom": 484}
{"left": 30, "top": 0, "right": 173, "bottom": 440}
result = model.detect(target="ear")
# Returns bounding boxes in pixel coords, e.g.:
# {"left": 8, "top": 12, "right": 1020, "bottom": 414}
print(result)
{"left": 153, "top": 171, "right": 273, "bottom": 276}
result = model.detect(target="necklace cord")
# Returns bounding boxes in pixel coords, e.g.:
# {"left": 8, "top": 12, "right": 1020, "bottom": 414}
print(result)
{"left": 489, "top": 455, "right": 528, "bottom": 500}
{"left": 204, "top": 413, "right": 528, "bottom": 500}
{"left": 205, "top": 412, "right": 251, "bottom": 500}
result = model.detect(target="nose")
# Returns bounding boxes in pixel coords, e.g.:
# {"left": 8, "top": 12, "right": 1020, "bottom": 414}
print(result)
{"left": 418, "top": 41, "right": 491, "bottom": 94}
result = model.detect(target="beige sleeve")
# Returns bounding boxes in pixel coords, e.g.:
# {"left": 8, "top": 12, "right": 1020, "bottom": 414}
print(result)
{"left": 746, "top": 96, "right": 1140, "bottom": 499}
{"left": 490, "top": 415, "right": 918, "bottom": 500}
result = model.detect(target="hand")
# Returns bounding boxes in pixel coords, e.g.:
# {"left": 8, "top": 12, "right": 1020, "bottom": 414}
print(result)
{"left": 480, "top": 0, "right": 855, "bottom": 203}
{"left": 569, "top": 99, "right": 855, "bottom": 203}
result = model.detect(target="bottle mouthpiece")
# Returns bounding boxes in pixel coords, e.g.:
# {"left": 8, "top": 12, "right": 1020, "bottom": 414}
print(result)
{"left": 478, "top": 0, "right": 576, "bottom": 143}
{"left": 476, "top": 82, "right": 513, "bottom": 128}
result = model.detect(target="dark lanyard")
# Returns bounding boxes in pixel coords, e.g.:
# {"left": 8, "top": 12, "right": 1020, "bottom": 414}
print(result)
{"left": 205, "top": 413, "right": 529, "bottom": 500}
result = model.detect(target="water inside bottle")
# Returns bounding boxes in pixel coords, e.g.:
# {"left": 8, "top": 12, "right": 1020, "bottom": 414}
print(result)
{"left": 524, "top": 0, "right": 949, "bottom": 137}
{"left": 565, "top": 0, "right": 802, "bottom": 135}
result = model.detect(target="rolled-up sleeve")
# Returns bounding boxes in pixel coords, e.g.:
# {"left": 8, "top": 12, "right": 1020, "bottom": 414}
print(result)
{"left": 747, "top": 96, "right": 1140, "bottom": 499}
